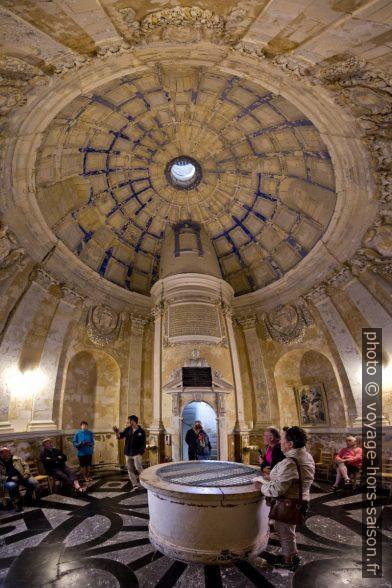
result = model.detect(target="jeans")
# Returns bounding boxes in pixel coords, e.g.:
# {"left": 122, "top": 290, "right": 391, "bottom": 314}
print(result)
{"left": 48, "top": 466, "right": 77, "bottom": 486}
{"left": 5, "top": 478, "right": 38, "bottom": 501}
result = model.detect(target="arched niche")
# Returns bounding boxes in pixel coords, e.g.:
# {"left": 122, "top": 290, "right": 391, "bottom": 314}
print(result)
{"left": 274, "top": 349, "right": 347, "bottom": 429}
{"left": 61, "top": 349, "right": 120, "bottom": 432}
{"left": 181, "top": 400, "right": 218, "bottom": 461}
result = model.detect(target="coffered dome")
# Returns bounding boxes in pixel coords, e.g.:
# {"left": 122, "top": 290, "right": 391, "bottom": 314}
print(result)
{"left": 36, "top": 65, "right": 336, "bottom": 296}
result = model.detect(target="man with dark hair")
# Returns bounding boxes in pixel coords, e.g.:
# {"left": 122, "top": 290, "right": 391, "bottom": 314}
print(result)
{"left": 73, "top": 421, "right": 94, "bottom": 482}
{"left": 259, "top": 426, "right": 285, "bottom": 474}
{"left": 113, "top": 415, "right": 146, "bottom": 491}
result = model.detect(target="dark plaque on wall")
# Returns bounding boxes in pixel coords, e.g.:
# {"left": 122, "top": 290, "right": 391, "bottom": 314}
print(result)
{"left": 182, "top": 367, "right": 212, "bottom": 387}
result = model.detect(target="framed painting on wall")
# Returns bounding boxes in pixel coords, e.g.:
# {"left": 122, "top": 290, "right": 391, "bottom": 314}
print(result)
{"left": 295, "top": 383, "right": 328, "bottom": 426}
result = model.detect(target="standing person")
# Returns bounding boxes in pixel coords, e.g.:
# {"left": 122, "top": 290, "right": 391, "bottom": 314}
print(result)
{"left": 195, "top": 421, "right": 211, "bottom": 461}
{"left": 331, "top": 435, "right": 362, "bottom": 490}
{"left": 185, "top": 421, "right": 211, "bottom": 461}
{"left": 73, "top": 421, "right": 94, "bottom": 482}
{"left": 185, "top": 421, "right": 199, "bottom": 461}
{"left": 253, "top": 426, "right": 315, "bottom": 571}
{"left": 40, "top": 439, "right": 86, "bottom": 494}
{"left": 113, "top": 415, "right": 146, "bottom": 491}
{"left": 259, "top": 427, "right": 285, "bottom": 475}
{"left": 0, "top": 447, "right": 38, "bottom": 511}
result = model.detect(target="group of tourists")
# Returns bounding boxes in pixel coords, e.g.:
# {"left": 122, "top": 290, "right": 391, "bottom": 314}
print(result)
{"left": 1, "top": 417, "right": 362, "bottom": 574}
{"left": 252, "top": 427, "right": 363, "bottom": 570}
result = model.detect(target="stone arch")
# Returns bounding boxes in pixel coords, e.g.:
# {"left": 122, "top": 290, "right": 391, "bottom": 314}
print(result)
{"left": 274, "top": 349, "right": 348, "bottom": 429}
{"left": 61, "top": 349, "right": 120, "bottom": 432}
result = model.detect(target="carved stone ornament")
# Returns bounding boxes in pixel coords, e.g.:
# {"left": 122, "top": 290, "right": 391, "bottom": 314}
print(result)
{"left": 31, "top": 267, "right": 59, "bottom": 290}
{"left": 0, "top": 55, "right": 47, "bottom": 116}
{"left": 265, "top": 302, "right": 312, "bottom": 344}
{"left": 0, "top": 221, "right": 28, "bottom": 281}
{"left": 86, "top": 304, "right": 122, "bottom": 346}
{"left": 130, "top": 313, "right": 149, "bottom": 334}
{"left": 61, "top": 285, "right": 85, "bottom": 307}
{"left": 236, "top": 314, "right": 257, "bottom": 330}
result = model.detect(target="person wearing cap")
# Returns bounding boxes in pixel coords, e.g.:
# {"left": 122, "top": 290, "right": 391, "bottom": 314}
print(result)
{"left": 40, "top": 439, "right": 85, "bottom": 494}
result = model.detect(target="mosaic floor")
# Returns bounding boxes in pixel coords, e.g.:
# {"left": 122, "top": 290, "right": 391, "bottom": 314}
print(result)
{"left": 0, "top": 470, "right": 391, "bottom": 588}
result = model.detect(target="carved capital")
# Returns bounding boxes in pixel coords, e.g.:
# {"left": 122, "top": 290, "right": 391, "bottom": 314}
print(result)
{"left": 61, "top": 285, "right": 85, "bottom": 307}
{"left": 220, "top": 303, "right": 233, "bottom": 319}
{"left": 31, "top": 267, "right": 59, "bottom": 290}
{"left": 151, "top": 303, "right": 164, "bottom": 320}
{"left": 236, "top": 314, "right": 257, "bottom": 330}
{"left": 131, "top": 313, "right": 149, "bottom": 334}
{"left": 0, "top": 220, "right": 28, "bottom": 281}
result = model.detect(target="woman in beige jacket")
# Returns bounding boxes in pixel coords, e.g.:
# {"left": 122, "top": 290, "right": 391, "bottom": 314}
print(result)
{"left": 254, "top": 426, "right": 315, "bottom": 570}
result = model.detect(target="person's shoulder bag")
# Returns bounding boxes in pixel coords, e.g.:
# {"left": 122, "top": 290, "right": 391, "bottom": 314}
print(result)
{"left": 268, "top": 457, "right": 309, "bottom": 526}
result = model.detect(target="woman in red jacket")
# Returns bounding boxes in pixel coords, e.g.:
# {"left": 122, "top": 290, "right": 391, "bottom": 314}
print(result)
{"left": 331, "top": 435, "right": 362, "bottom": 490}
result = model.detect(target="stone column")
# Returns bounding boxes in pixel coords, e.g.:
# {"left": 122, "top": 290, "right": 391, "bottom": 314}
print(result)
{"left": 344, "top": 278, "right": 392, "bottom": 354}
{"left": 237, "top": 314, "right": 271, "bottom": 431}
{"left": 150, "top": 304, "right": 165, "bottom": 462}
{"left": 222, "top": 304, "right": 248, "bottom": 433}
{"left": 308, "top": 289, "right": 362, "bottom": 425}
{"left": 0, "top": 268, "right": 57, "bottom": 431}
{"left": 129, "top": 313, "right": 149, "bottom": 418}
{"left": 28, "top": 286, "right": 85, "bottom": 431}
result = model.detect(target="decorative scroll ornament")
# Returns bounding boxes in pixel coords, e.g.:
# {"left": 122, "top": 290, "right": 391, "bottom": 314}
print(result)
{"left": 0, "top": 221, "right": 28, "bottom": 281}
{"left": 265, "top": 301, "right": 313, "bottom": 344}
{"left": 0, "top": 55, "right": 47, "bottom": 116}
{"left": 87, "top": 304, "right": 121, "bottom": 346}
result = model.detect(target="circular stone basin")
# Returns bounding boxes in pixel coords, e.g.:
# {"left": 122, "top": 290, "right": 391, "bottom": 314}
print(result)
{"left": 140, "top": 461, "right": 269, "bottom": 564}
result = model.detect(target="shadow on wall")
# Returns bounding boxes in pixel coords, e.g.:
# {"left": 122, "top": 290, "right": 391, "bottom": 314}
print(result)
{"left": 61, "top": 350, "right": 120, "bottom": 431}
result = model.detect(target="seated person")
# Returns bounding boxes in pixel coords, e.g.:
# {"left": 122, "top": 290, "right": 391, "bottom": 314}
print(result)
{"left": 331, "top": 435, "right": 362, "bottom": 490}
{"left": 0, "top": 446, "right": 38, "bottom": 512}
{"left": 40, "top": 439, "right": 85, "bottom": 494}
{"left": 259, "top": 427, "right": 285, "bottom": 475}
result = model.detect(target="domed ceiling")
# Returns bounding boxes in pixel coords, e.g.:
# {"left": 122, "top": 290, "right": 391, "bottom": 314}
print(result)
{"left": 36, "top": 65, "right": 336, "bottom": 296}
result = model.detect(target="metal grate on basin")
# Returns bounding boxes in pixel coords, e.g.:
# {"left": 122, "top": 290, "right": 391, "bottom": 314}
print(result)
{"left": 156, "top": 461, "right": 259, "bottom": 487}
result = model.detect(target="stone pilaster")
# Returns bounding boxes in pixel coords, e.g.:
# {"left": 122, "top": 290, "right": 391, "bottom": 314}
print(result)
{"left": 313, "top": 294, "right": 363, "bottom": 425}
{"left": 237, "top": 314, "right": 271, "bottom": 431}
{"left": 28, "top": 285, "right": 85, "bottom": 431}
{"left": 150, "top": 304, "right": 165, "bottom": 435}
{"left": 222, "top": 304, "right": 248, "bottom": 433}
{"left": 0, "top": 268, "right": 57, "bottom": 431}
{"left": 128, "top": 313, "right": 149, "bottom": 418}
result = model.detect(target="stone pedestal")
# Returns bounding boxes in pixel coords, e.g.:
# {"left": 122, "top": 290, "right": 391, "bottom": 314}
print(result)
{"left": 140, "top": 461, "right": 269, "bottom": 564}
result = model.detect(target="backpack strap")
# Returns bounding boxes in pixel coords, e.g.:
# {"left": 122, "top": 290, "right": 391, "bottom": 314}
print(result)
{"left": 289, "top": 457, "right": 303, "bottom": 505}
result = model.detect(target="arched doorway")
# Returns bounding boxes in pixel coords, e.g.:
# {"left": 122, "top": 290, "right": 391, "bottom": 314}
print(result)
{"left": 181, "top": 401, "right": 218, "bottom": 460}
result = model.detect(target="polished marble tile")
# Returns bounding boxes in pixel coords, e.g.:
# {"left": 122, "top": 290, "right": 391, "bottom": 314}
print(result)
{"left": 41, "top": 494, "right": 89, "bottom": 507}
{"left": 0, "top": 470, "right": 390, "bottom": 588}
{"left": 64, "top": 514, "right": 112, "bottom": 547}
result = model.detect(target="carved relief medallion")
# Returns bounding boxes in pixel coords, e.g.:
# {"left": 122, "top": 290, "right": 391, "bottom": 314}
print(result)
{"left": 87, "top": 304, "right": 121, "bottom": 346}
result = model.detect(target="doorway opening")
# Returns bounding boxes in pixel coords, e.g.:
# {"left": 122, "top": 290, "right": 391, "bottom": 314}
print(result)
{"left": 181, "top": 401, "right": 218, "bottom": 460}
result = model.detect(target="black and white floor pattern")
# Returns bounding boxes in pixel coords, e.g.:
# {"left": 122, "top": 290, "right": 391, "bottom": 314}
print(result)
{"left": 0, "top": 470, "right": 391, "bottom": 588}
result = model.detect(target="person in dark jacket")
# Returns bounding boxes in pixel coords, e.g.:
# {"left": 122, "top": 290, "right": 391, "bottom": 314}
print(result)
{"left": 0, "top": 447, "right": 38, "bottom": 511}
{"left": 40, "top": 439, "right": 85, "bottom": 494}
{"left": 185, "top": 421, "right": 211, "bottom": 461}
{"left": 113, "top": 415, "right": 146, "bottom": 491}
{"left": 259, "top": 427, "right": 285, "bottom": 475}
